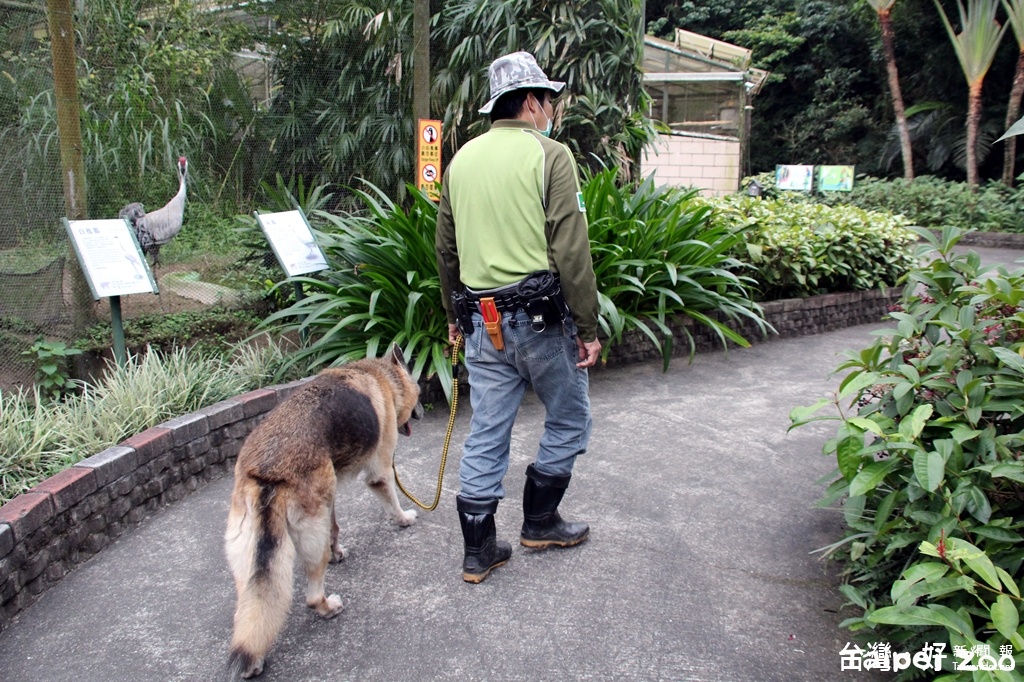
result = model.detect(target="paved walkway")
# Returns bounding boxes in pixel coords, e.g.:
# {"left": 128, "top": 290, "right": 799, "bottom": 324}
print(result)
{"left": 0, "top": 246, "right": 1020, "bottom": 682}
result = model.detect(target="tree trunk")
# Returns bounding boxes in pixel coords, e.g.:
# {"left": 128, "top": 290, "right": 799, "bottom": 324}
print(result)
{"left": 412, "top": 0, "right": 430, "bottom": 123}
{"left": 46, "top": 0, "right": 95, "bottom": 330}
{"left": 1002, "top": 47, "right": 1024, "bottom": 186}
{"left": 967, "top": 79, "right": 984, "bottom": 190}
{"left": 879, "top": 10, "right": 914, "bottom": 180}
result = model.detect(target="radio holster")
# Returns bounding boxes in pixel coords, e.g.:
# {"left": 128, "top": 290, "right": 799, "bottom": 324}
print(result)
{"left": 451, "top": 289, "right": 475, "bottom": 337}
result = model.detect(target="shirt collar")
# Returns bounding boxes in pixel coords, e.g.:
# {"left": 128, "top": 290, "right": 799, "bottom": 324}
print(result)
{"left": 490, "top": 120, "right": 535, "bottom": 131}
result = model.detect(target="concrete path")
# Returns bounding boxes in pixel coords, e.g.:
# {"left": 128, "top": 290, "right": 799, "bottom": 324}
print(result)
{"left": 0, "top": 244, "right": 1020, "bottom": 682}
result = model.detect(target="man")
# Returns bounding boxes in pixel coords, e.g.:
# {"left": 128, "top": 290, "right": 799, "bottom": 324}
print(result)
{"left": 435, "top": 51, "right": 601, "bottom": 584}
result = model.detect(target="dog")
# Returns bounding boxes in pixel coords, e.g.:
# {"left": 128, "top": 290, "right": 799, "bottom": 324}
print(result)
{"left": 224, "top": 344, "right": 422, "bottom": 679}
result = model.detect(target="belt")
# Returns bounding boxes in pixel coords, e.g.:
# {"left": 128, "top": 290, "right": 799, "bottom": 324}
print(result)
{"left": 464, "top": 283, "right": 524, "bottom": 313}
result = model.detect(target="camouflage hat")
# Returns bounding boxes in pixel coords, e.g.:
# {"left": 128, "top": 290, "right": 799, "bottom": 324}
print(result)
{"left": 479, "top": 51, "right": 566, "bottom": 115}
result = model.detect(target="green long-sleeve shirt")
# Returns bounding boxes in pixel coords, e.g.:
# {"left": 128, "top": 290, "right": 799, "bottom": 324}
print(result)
{"left": 435, "top": 120, "right": 599, "bottom": 341}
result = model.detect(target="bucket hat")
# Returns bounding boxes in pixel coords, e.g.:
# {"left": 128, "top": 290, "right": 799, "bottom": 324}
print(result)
{"left": 478, "top": 51, "right": 566, "bottom": 115}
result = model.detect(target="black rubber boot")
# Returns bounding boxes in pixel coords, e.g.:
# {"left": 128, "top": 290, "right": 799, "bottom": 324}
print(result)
{"left": 520, "top": 464, "right": 590, "bottom": 549}
{"left": 457, "top": 496, "right": 512, "bottom": 583}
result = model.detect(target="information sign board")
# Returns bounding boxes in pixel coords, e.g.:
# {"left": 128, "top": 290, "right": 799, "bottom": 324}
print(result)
{"left": 62, "top": 218, "right": 158, "bottom": 300}
{"left": 253, "top": 210, "right": 329, "bottom": 278}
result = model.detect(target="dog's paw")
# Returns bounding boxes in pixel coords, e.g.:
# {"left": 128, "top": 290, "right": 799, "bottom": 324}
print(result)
{"left": 396, "top": 509, "right": 418, "bottom": 527}
{"left": 241, "top": 657, "right": 264, "bottom": 679}
{"left": 309, "top": 593, "right": 344, "bottom": 619}
{"left": 323, "top": 594, "right": 344, "bottom": 619}
{"left": 330, "top": 544, "right": 348, "bottom": 563}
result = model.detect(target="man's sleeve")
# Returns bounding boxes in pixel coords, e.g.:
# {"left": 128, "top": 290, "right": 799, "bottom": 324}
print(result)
{"left": 435, "top": 179, "right": 460, "bottom": 325}
{"left": 545, "top": 144, "right": 599, "bottom": 341}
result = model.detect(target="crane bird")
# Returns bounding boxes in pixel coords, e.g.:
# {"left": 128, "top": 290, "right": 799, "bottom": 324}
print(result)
{"left": 119, "top": 156, "right": 188, "bottom": 265}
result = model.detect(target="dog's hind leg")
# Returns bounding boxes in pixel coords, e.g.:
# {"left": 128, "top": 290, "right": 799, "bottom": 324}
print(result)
{"left": 291, "top": 477, "right": 343, "bottom": 619}
{"left": 329, "top": 505, "right": 347, "bottom": 563}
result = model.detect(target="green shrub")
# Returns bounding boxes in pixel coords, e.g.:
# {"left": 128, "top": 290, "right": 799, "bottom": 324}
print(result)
{"left": 259, "top": 183, "right": 453, "bottom": 397}
{"left": 709, "top": 195, "right": 917, "bottom": 300}
{"left": 262, "top": 171, "right": 770, "bottom": 387}
{"left": 585, "top": 168, "right": 768, "bottom": 366}
{"left": 817, "top": 176, "right": 1024, "bottom": 234}
{"left": 742, "top": 172, "right": 1024, "bottom": 234}
{"left": 790, "top": 227, "right": 1024, "bottom": 678}
{"left": 22, "top": 337, "right": 82, "bottom": 402}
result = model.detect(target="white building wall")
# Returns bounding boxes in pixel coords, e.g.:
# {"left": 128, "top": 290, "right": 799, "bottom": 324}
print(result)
{"left": 641, "top": 133, "right": 741, "bottom": 197}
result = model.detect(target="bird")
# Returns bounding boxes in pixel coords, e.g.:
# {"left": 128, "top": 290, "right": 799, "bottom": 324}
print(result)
{"left": 119, "top": 156, "right": 188, "bottom": 265}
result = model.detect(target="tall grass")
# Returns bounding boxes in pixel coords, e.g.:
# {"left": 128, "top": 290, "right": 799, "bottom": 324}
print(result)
{"left": 0, "top": 344, "right": 290, "bottom": 505}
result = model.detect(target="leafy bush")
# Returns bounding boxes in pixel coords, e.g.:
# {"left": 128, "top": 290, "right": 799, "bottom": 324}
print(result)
{"left": 818, "top": 176, "right": 1024, "bottom": 235}
{"left": 262, "top": 171, "right": 770, "bottom": 390}
{"left": 21, "top": 338, "right": 82, "bottom": 402}
{"left": 259, "top": 183, "right": 453, "bottom": 397}
{"left": 790, "top": 227, "right": 1024, "bottom": 678}
{"left": 584, "top": 168, "right": 768, "bottom": 367}
{"left": 741, "top": 171, "right": 1024, "bottom": 234}
{"left": 709, "top": 195, "right": 917, "bottom": 300}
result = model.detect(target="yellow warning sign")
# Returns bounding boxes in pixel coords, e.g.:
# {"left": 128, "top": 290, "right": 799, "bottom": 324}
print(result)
{"left": 417, "top": 119, "right": 442, "bottom": 201}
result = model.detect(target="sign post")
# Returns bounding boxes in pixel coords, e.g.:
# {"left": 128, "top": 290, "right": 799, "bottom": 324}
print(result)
{"left": 62, "top": 218, "right": 159, "bottom": 367}
{"left": 417, "top": 119, "right": 442, "bottom": 201}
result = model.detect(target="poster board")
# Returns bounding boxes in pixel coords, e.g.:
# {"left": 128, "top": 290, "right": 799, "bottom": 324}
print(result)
{"left": 817, "top": 165, "right": 855, "bottom": 192}
{"left": 775, "top": 164, "right": 814, "bottom": 192}
{"left": 417, "top": 119, "right": 442, "bottom": 201}
{"left": 63, "top": 218, "right": 158, "bottom": 300}
{"left": 253, "top": 210, "right": 329, "bottom": 278}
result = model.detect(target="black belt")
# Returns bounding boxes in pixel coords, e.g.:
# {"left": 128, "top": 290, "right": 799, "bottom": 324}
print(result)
{"left": 464, "top": 284, "right": 525, "bottom": 313}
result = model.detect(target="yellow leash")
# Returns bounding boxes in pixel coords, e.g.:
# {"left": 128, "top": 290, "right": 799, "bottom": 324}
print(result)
{"left": 394, "top": 335, "right": 462, "bottom": 511}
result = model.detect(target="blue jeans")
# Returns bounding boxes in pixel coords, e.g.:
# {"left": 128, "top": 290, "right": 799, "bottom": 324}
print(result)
{"left": 459, "top": 308, "right": 593, "bottom": 501}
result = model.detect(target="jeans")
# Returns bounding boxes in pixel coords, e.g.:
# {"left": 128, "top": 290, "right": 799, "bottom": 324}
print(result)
{"left": 459, "top": 308, "right": 593, "bottom": 501}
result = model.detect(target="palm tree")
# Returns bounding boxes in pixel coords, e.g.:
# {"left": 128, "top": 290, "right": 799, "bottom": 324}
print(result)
{"left": 936, "top": 0, "right": 1008, "bottom": 189}
{"left": 868, "top": 0, "right": 914, "bottom": 180}
{"left": 1002, "top": 0, "right": 1024, "bottom": 184}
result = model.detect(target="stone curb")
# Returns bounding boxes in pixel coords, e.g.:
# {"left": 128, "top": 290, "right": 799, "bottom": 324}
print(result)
{"left": 0, "top": 286, "right": 901, "bottom": 631}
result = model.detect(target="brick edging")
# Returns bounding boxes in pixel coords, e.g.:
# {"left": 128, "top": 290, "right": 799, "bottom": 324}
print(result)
{"left": 0, "top": 286, "right": 902, "bottom": 630}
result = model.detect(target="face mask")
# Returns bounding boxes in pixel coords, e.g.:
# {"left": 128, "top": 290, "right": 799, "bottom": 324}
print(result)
{"left": 530, "top": 96, "right": 553, "bottom": 138}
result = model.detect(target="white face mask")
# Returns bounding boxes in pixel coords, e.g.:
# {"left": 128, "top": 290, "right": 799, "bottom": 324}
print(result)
{"left": 529, "top": 95, "right": 553, "bottom": 137}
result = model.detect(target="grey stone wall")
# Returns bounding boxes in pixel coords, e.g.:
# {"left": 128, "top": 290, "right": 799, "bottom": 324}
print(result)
{"left": 0, "top": 286, "right": 901, "bottom": 631}
{"left": 601, "top": 287, "right": 900, "bottom": 367}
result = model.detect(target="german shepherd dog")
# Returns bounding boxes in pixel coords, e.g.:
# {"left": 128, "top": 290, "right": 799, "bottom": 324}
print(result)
{"left": 224, "top": 345, "right": 422, "bottom": 679}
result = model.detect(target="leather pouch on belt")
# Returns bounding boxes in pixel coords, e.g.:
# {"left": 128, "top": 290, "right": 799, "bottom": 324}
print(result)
{"left": 479, "top": 297, "right": 504, "bottom": 350}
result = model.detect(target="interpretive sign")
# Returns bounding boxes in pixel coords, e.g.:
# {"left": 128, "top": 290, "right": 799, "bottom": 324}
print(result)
{"left": 254, "top": 210, "right": 329, "bottom": 278}
{"left": 63, "top": 218, "right": 158, "bottom": 299}
{"left": 817, "top": 165, "right": 855, "bottom": 192}
{"left": 775, "top": 164, "right": 814, "bottom": 192}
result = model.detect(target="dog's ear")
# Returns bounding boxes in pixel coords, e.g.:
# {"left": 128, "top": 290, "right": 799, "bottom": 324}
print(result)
{"left": 389, "top": 343, "right": 407, "bottom": 368}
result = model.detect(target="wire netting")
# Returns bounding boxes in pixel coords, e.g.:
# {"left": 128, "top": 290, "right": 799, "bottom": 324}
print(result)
{"left": 0, "top": 1, "right": 330, "bottom": 392}
{"left": 0, "top": 0, "right": 651, "bottom": 393}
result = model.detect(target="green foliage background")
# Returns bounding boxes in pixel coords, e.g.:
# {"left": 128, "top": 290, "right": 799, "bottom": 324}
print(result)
{"left": 791, "top": 228, "right": 1024, "bottom": 677}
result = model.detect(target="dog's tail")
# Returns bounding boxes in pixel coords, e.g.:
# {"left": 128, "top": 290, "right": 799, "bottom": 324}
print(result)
{"left": 225, "top": 478, "right": 295, "bottom": 680}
